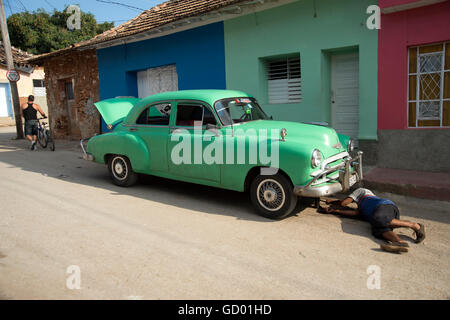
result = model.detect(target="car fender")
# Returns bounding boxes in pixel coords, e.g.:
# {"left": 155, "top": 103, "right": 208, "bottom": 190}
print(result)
{"left": 220, "top": 137, "right": 311, "bottom": 191}
{"left": 87, "top": 132, "right": 150, "bottom": 172}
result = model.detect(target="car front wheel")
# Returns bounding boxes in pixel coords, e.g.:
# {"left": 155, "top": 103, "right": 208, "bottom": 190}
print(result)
{"left": 250, "top": 173, "right": 298, "bottom": 220}
{"left": 107, "top": 155, "right": 138, "bottom": 187}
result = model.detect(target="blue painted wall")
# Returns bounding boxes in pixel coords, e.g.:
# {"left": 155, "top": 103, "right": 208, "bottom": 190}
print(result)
{"left": 97, "top": 22, "right": 226, "bottom": 132}
{"left": 97, "top": 22, "right": 226, "bottom": 100}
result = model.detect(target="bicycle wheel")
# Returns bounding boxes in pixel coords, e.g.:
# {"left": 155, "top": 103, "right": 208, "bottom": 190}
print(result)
{"left": 37, "top": 128, "right": 48, "bottom": 148}
{"left": 46, "top": 130, "right": 55, "bottom": 151}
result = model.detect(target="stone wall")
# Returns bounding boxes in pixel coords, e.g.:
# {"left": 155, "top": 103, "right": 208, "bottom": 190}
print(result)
{"left": 43, "top": 49, "right": 100, "bottom": 139}
{"left": 376, "top": 129, "right": 450, "bottom": 173}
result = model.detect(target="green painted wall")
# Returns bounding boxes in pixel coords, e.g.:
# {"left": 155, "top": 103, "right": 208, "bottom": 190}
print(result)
{"left": 224, "top": 0, "right": 378, "bottom": 140}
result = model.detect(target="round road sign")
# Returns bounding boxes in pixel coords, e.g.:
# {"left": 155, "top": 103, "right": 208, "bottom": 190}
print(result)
{"left": 6, "top": 70, "right": 20, "bottom": 82}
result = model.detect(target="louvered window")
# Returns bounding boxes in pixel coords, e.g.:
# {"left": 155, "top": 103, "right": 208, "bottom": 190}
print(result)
{"left": 267, "top": 57, "right": 301, "bottom": 104}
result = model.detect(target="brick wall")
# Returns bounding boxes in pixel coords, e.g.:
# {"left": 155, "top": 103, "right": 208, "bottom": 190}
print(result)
{"left": 43, "top": 49, "right": 100, "bottom": 139}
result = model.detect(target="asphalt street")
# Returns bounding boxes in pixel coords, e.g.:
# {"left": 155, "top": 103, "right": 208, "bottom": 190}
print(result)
{"left": 0, "top": 126, "right": 449, "bottom": 299}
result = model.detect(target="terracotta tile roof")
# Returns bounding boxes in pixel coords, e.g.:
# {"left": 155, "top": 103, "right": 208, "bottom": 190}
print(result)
{"left": 28, "top": 0, "right": 247, "bottom": 63}
{"left": 93, "top": 0, "right": 245, "bottom": 42}
{"left": 0, "top": 41, "right": 34, "bottom": 66}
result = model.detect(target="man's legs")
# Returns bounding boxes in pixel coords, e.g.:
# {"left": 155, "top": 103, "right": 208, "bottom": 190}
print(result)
{"left": 381, "top": 230, "right": 404, "bottom": 243}
{"left": 390, "top": 219, "right": 425, "bottom": 243}
{"left": 389, "top": 219, "right": 420, "bottom": 232}
{"left": 381, "top": 219, "right": 420, "bottom": 242}
{"left": 379, "top": 229, "right": 410, "bottom": 253}
{"left": 24, "top": 121, "right": 37, "bottom": 149}
{"left": 30, "top": 122, "right": 38, "bottom": 150}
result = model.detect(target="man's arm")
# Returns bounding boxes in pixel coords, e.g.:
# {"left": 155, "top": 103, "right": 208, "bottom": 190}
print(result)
{"left": 322, "top": 206, "right": 360, "bottom": 217}
{"left": 35, "top": 104, "right": 46, "bottom": 117}
{"left": 326, "top": 197, "right": 354, "bottom": 207}
{"left": 331, "top": 207, "right": 360, "bottom": 217}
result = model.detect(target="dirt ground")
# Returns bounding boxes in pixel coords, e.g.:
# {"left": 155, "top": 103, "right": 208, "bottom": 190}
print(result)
{"left": 0, "top": 126, "right": 449, "bottom": 299}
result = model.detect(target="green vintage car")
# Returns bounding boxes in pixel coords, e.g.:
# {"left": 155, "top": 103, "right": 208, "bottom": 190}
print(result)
{"left": 81, "top": 90, "right": 363, "bottom": 219}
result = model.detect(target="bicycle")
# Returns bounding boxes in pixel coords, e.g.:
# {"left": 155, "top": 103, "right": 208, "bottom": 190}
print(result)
{"left": 37, "top": 117, "right": 55, "bottom": 151}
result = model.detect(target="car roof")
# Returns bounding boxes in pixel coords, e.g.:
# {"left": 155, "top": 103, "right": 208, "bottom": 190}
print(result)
{"left": 122, "top": 89, "right": 254, "bottom": 126}
{"left": 137, "top": 89, "right": 253, "bottom": 107}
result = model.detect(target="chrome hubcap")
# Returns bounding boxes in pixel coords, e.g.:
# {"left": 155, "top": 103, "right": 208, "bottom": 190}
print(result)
{"left": 256, "top": 179, "right": 285, "bottom": 212}
{"left": 112, "top": 157, "right": 127, "bottom": 181}
{"left": 115, "top": 163, "right": 124, "bottom": 175}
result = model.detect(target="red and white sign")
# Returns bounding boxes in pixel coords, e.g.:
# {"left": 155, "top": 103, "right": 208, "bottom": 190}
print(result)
{"left": 6, "top": 70, "right": 20, "bottom": 82}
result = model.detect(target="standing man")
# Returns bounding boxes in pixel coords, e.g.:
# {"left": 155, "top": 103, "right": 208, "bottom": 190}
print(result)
{"left": 319, "top": 188, "right": 426, "bottom": 253}
{"left": 20, "top": 95, "right": 46, "bottom": 150}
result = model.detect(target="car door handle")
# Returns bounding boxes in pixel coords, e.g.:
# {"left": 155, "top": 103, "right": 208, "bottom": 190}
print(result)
{"left": 129, "top": 127, "right": 138, "bottom": 132}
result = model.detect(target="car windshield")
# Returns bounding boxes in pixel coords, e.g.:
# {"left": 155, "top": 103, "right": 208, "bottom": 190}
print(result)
{"left": 214, "top": 97, "right": 269, "bottom": 126}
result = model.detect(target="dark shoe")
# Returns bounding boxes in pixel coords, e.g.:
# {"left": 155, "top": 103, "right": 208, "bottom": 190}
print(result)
{"left": 390, "top": 241, "right": 409, "bottom": 248}
{"left": 415, "top": 223, "right": 425, "bottom": 243}
{"left": 380, "top": 242, "right": 409, "bottom": 253}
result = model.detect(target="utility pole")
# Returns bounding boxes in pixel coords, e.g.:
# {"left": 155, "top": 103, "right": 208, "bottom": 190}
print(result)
{"left": 0, "top": 0, "right": 24, "bottom": 139}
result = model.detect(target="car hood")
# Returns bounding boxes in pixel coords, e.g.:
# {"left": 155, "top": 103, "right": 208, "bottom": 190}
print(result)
{"left": 229, "top": 120, "right": 346, "bottom": 156}
{"left": 94, "top": 97, "right": 140, "bottom": 127}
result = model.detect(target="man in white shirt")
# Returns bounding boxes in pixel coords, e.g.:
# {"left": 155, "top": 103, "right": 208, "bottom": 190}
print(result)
{"left": 319, "top": 188, "right": 425, "bottom": 253}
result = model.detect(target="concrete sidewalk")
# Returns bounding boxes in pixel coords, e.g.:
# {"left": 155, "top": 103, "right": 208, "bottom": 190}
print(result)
{"left": 364, "top": 167, "right": 450, "bottom": 202}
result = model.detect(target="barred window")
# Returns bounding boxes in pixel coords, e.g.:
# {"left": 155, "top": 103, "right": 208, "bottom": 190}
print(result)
{"left": 408, "top": 42, "right": 450, "bottom": 127}
{"left": 33, "top": 79, "right": 46, "bottom": 97}
{"left": 266, "top": 56, "right": 301, "bottom": 104}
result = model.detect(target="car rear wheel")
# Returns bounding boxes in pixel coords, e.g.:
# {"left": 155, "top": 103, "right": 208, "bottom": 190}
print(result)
{"left": 250, "top": 173, "right": 298, "bottom": 220}
{"left": 108, "top": 155, "right": 138, "bottom": 187}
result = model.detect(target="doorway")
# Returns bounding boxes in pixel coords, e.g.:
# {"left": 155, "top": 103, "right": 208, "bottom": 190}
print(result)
{"left": 331, "top": 52, "right": 359, "bottom": 141}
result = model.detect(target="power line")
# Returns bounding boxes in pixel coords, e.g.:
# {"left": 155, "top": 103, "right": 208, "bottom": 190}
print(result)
{"left": 95, "top": 0, "right": 145, "bottom": 13}
{"left": 43, "top": 0, "right": 56, "bottom": 10}
{"left": 5, "top": 0, "right": 13, "bottom": 15}
{"left": 14, "top": 0, "right": 26, "bottom": 12}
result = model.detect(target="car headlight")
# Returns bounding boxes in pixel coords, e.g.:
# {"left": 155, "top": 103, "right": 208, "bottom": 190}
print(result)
{"left": 348, "top": 139, "right": 355, "bottom": 152}
{"left": 311, "top": 149, "right": 322, "bottom": 168}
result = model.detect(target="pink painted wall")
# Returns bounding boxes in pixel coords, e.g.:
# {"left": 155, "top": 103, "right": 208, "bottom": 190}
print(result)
{"left": 378, "top": 1, "right": 450, "bottom": 130}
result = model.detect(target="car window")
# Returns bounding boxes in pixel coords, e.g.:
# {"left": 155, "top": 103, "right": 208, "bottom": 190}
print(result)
{"left": 136, "top": 103, "right": 171, "bottom": 125}
{"left": 214, "top": 98, "right": 268, "bottom": 126}
{"left": 175, "top": 104, "right": 217, "bottom": 127}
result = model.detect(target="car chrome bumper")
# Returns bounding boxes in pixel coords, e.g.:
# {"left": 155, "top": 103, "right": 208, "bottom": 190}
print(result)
{"left": 294, "top": 151, "right": 363, "bottom": 198}
{"left": 80, "top": 137, "right": 94, "bottom": 161}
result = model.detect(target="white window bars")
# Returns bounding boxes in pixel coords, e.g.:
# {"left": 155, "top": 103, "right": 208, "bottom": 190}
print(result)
{"left": 408, "top": 42, "right": 450, "bottom": 127}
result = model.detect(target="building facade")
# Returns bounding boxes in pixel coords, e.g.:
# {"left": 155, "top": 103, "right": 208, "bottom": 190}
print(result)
{"left": 30, "top": 0, "right": 450, "bottom": 172}
{"left": 29, "top": 49, "right": 101, "bottom": 139}
{"left": 378, "top": 0, "right": 450, "bottom": 172}
{"left": 95, "top": 0, "right": 378, "bottom": 158}
{"left": 96, "top": 22, "right": 226, "bottom": 131}
{"left": 0, "top": 44, "right": 48, "bottom": 125}
{"left": 224, "top": 0, "right": 378, "bottom": 161}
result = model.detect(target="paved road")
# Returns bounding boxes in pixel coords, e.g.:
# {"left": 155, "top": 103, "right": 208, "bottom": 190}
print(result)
{"left": 0, "top": 126, "right": 449, "bottom": 299}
